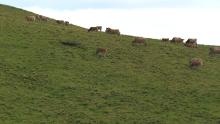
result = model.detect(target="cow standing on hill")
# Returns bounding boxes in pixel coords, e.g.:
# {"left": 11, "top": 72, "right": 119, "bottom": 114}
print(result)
{"left": 162, "top": 38, "right": 169, "bottom": 42}
{"left": 209, "top": 47, "right": 220, "bottom": 55}
{"left": 190, "top": 58, "right": 203, "bottom": 68}
{"left": 105, "top": 28, "right": 120, "bottom": 35}
{"left": 171, "top": 37, "right": 184, "bottom": 43}
{"left": 185, "top": 38, "right": 197, "bottom": 48}
{"left": 26, "top": 16, "right": 36, "bottom": 22}
{"left": 96, "top": 48, "right": 108, "bottom": 57}
{"left": 96, "top": 26, "right": 102, "bottom": 31}
{"left": 65, "top": 21, "right": 69, "bottom": 25}
{"left": 132, "top": 37, "right": 146, "bottom": 46}
{"left": 56, "top": 20, "right": 65, "bottom": 24}
{"left": 41, "top": 16, "right": 48, "bottom": 21}
{"left": 88, "top": 27, "right": 99, "bottom": 32}
{"left": 36, "top": 15, "right": 48, "bottom": 21}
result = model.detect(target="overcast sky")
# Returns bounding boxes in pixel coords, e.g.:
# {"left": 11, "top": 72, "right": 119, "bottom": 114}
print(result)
{"left": 1, "top": 0, "right": 220, "bottom": 45}
{"left": 2, "top": 0, "right": 220, "bottom": 9}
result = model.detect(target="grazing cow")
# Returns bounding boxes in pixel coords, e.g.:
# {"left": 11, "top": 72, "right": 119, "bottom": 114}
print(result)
{"left": 171, "top": 37, "right": 184, "bottom": 43}
{"left": 88, "top": 27, "right": 99, "bottom": 32}
{"left": 40, "top": 16, "right": 49, "bottom": 21}
{"left": 209, "top": 47, "right": 220, "bottom": 55}
{"left": 36, "top": 15, "right": 41, "bottom": 20}
{"left": 26, "top": 16, "right": 36, "bottom": 22}
{"left": 56, "top": 20, "right": 65, "bottom": 24}
{"left": 162, "top": 38, "right": 169, "bottom": 42}
{"left": 96, "top": 26, "right": 102, "bottom": 31}
{"left": 190, "top": 58, "right": 203, "bottom": 68}
{"left": 35, "top": 15, "right": 41, "bottom": 20}
{"left": 96, "top": 48, "right": 108, "bottom": 57}
{"left": 65, "top": 21, "right": 69, "bottom": 25}
{"left": 185, "top": 38, "right": 197, "bottom": 48}
{"left": 132, "top": 37, "right": 146, "bottom": 46}
{"left": 105, "top": 28, "right": 120, "bottom": 35}
{"left": 36, "top": 15, "right": 48, "bottom": 21}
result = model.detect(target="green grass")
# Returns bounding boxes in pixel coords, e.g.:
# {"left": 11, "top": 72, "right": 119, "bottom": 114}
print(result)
{"left": 0, "top": 4, "right": 220, "bottom": 124}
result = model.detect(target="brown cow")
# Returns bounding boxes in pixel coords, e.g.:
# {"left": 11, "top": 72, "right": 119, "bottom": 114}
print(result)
{"left": 162, "top": 38, "right": 169, "bottom": 42}
{"left": 132, "top": 37, "right": 146, "bottom": 46}
{"left": 185, "top": 38, "right": 197, "bottom": 48}
{"left": 36, "top": 15, "right": 48, "bottom": 21}
{"left": 35, "top": 15, "right": 41, "bottom": 20}
{"left": 26, "top": 16, "right": 36, "bottom": 22}
{"left": 105, "top": 28, "right": 120, "bottom": 35}
{"left": 171, "top": 37, "right": 184, "bottom": 43}
{"left": 190, "top": 58, "right": 203, "bottom": 68}
{"left": 40, "top": 16, "right": 49, "bottom": 21}
{"left": 209, "top": 47, "right": 220, "bottom": 55}
{"left": 96, "top": 48, "right": 107, "bottom": 57}
{"left": 88, "top": 27, "right": 99, "bottom": 32}
{"left": 56, "top": 20, "right": 65, "bottom": 24}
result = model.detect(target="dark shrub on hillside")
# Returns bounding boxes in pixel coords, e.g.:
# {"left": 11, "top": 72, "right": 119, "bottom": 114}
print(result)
{"left": 61, "top": 40, "right": 81, "bottom": 47}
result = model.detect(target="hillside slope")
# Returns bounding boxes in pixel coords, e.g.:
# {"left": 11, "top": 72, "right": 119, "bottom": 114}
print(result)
{"left": 0, "top": 4, "right": 220, "bottom": 124}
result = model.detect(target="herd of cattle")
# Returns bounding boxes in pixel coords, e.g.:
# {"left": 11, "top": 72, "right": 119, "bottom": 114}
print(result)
{"left": 26, "top": 15, "right": 69, "bottom": 25}
{"left": 162, "top": 37, "right": 197, "bottom": 48}
{"left": 89, "top": 26, "right": 220, "bottom": 68}
{"left": 88, "top": 26, "right": 120, "bottom": 35}
{"left": 25, "top": 14, "right": 220, "bottom": 69}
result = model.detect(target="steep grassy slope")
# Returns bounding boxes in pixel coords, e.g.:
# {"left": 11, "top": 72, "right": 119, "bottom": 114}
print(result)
{"left": 0, "top": 4, "right": 220, "bottom": 124}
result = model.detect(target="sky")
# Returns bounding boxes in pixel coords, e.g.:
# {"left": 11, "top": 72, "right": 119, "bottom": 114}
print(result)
{"left": 1, "top": 0, "right": 220, "bottom": 45}
{"left": 2, "top": 0, "right": 220, "bottom": 9}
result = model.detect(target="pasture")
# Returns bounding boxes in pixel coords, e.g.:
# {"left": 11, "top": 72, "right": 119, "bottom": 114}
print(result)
{"left": 0, "top": 4, "right": 220, "bottom": 124}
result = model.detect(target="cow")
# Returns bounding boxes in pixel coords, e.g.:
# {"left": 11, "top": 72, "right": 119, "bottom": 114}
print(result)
{"left": 132, "top": 37, "right": 146, "bottom": 46}
{"left": 56, "top": 20, "right": 65, "bottom": 24}
{"left": 190, "top": 58, "right": 203, "bottom": 68}
{"left": 96, "top": 26, "right": 102, "bottom": 31}
{"left": 96, "top": 48, "right": 108, "bottom": 57}
{"left": 40, "top": 16, "right": 49, "bottom": 21}
{"left": 88, "top": 27, "right": 99, "bottom": 32}
{"left": 209, "top": 47, "right": 220, "bottom": 55}
{"left": 185, "top": 38, "right": 197, "bottom": 48}
{"left": 65, "top": 21, "right": 69, "bottom": 26}
{"left": 36, "top": 15, "right": 48, "bottom": 21}
{"left": 105, "top": 28, "right": 120, "bottom": 35}
{"left": 162, "top": 38, "right": 169, "bottom": 42}
{"left": 26, "top": 16, "right": 36, "bottom": 22}
{"left": 171, "top": 37, "right": 184, "bottom": 43}
{"left": 35, "top": 15, "right": 41, "bottom": 20}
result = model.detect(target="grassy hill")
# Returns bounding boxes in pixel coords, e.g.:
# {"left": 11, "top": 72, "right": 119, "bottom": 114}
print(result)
{"left": 0, "top": 4, "right": 220, "bottom": 124}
